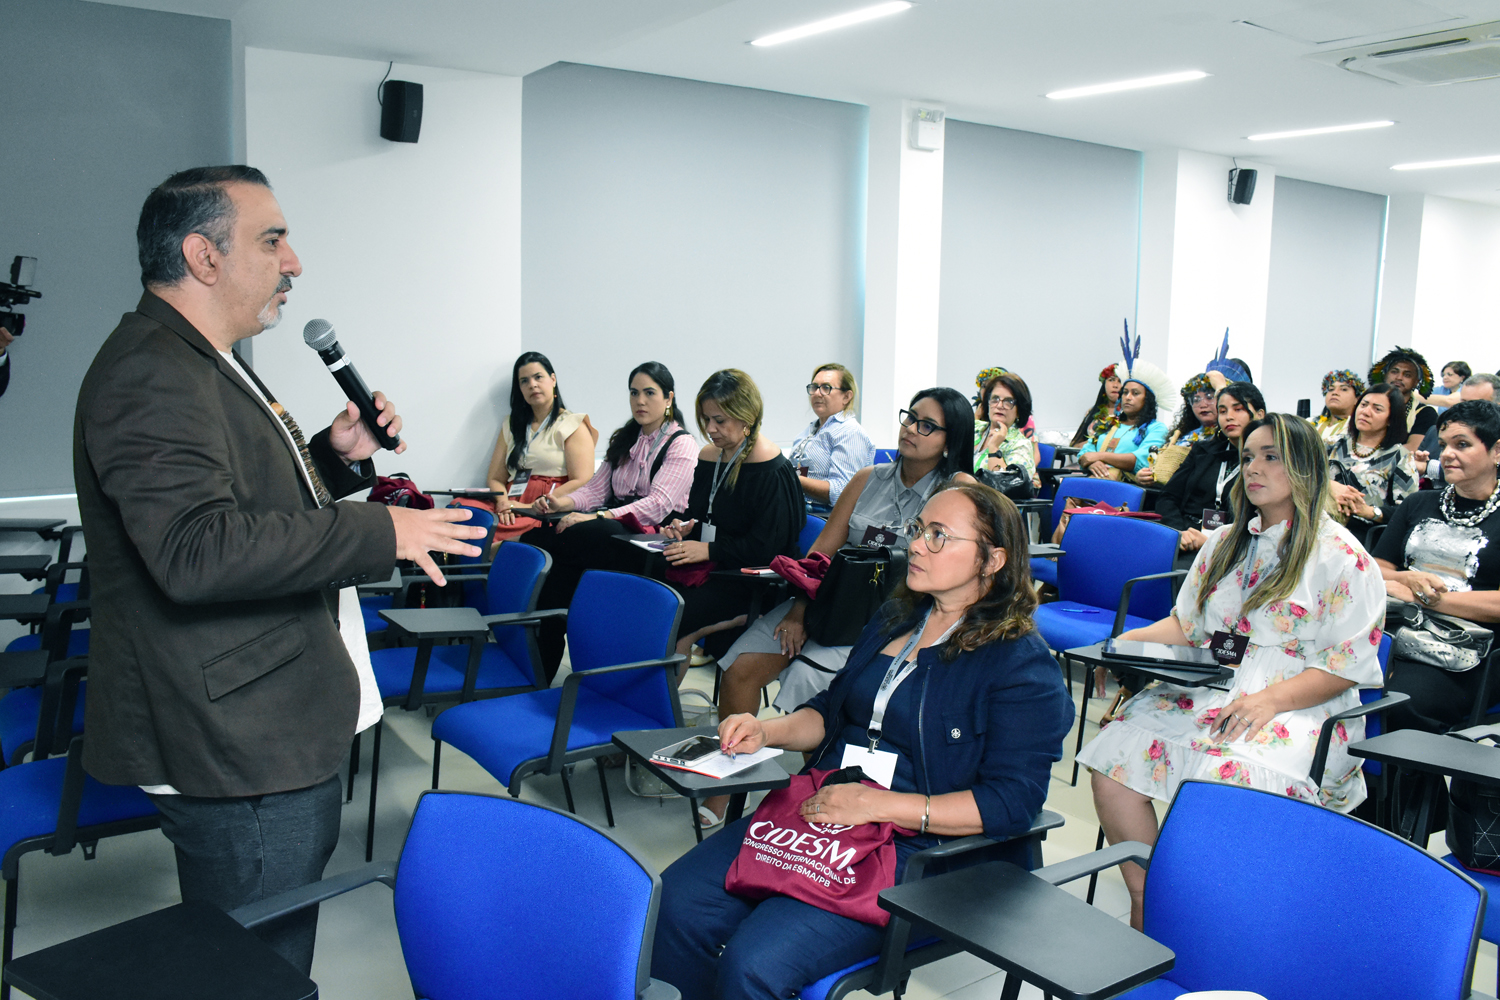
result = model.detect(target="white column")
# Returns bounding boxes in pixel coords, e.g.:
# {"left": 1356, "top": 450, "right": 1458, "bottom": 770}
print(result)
{"left": 861, "top": 100, "right": 945, "bottom": 447}
{"left": 1374, "top": 193, "right": 1424, "bottom": 359}
{"left": 1135, "top": 149, "right": 1277, "bottom": 388}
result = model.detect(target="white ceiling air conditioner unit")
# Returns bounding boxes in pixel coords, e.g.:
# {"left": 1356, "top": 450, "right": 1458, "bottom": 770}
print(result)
{"left": 1311, "top": 20, "right": 1500, "bottom": 85}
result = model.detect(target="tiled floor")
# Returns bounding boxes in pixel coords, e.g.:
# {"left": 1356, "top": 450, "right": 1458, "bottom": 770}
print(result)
{"left": 7, "top": 660, "right": 1496, "bottom": 999}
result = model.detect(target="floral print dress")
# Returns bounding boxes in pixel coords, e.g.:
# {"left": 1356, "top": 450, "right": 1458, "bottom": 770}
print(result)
{"left": 1077, "top": 514, "right": 1386, "bottom": 812}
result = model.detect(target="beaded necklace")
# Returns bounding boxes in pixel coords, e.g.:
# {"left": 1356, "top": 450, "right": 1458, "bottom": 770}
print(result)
{"left": 1440, "top": 482, "right": 1500, "bottom": 528}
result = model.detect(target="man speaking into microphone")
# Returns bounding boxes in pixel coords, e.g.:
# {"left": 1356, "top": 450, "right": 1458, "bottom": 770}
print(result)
{"left": 73, "top": 166, "right": 485, "bottom": 973}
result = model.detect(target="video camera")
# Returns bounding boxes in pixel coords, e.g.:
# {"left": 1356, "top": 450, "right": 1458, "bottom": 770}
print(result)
{"left": 0, "top": 256, "right": 42, "bottom": 336}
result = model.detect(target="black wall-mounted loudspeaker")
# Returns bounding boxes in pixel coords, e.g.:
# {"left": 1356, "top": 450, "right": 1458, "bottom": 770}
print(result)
{"left": 380, "top": 81, "right": 423, "bottom": 143}
{"left": 1296, "top": 398, "right": 1311, "bottom": 418}
{"left": 1228, "top": 167, "right": 1257, "bottom": 205}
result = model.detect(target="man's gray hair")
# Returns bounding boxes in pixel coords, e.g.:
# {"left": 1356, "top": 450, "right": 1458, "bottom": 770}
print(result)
{"left": 1464, "top": 373, "right": 1500, "bottom": 392}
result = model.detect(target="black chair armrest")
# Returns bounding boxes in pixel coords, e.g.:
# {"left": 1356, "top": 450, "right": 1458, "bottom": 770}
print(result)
{"left": 899, "top": 835, "right": 996, "bottom": 885}
{"left": 0, "top": 649, "right": 49, "bottom": 689}
{"left": 482, "top": 608, "right": 570, "bottom": 629}
{"left": 1453, "top": 723, "right": 1500, "bottom": 742}
{"left": 1032, "top": 841, "right": 1154, "bottom": 887}
{"left": 229, "top": 862, "right": 398, "bottom": 928}
{"left": 1309, "top": 693, "right": 1411, "bottom": 785}
{"left": 1112, "top": 570, "right": 1188, "bottom": 637}
{"left": 546, "top": 656, "right": 689, "bottom": 773}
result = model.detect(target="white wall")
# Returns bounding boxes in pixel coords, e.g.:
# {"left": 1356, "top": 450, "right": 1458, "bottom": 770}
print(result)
{"left": 1408, "top": 196, "right": 1500, "bottom": 373}
{"left": 520, "top": 63, "right": 868, "bottom": 454}
{"left": 937, "top": 121, "right": 1141, "bottom": 439}
{"left": 1261, "top": 178, "right": 1386, "bottom": 413}
{"left": 244, "top": 47, "right": 522, "bottom": 489}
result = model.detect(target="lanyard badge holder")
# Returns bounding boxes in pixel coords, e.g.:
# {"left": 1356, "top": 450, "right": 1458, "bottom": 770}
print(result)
{"left": 508, "top": 422, "right": 547, "bottom": 498}
{"left": 702, "top": 440, "right": 746, "bottom": 545}
{"left": 840, "top": 609, "right": 962, "bottom": 788}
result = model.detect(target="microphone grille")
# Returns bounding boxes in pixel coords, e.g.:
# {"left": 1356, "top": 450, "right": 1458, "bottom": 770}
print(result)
{"left": 302, "top": 318, "right": 336, "bottom": 351}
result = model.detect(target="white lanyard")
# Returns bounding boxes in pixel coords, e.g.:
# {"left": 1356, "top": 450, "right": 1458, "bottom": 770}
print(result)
{"left": 707, "top": 439, "right": 747, "bottom": 520}
{"left": 867, "top": 608, "right": 963, "bottom": 750}
{"left": 521, "top": 418, "right": 548, "bottom": 465}
{"left": 1214, "top": 459, "right": 1240, "bottom": 506}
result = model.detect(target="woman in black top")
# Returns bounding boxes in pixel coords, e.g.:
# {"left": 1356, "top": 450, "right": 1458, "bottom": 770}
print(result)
{"left": 1156, "top": 383, "right": 1265, "bottom": 562}
{"left": 1376, "top": 400, "right": 1500, "bottom": 732}
{"left": 663, "top": 369, "right": 805, "bottom": 659}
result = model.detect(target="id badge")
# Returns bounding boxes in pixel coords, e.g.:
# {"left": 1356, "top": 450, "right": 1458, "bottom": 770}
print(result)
{"left": 1209, "top": 630, "right": 1249, "bottom": 665}
{"left": 700, "top": 522, "right": 717, "bottom": 543}
{"left": 839, "top": 744, "right": 898, "bottom": 789}
{"left": 1201, "top": 508, "right": 1230, "bottom": 531}
{"left": 507, "top": 469, "right": 531, "bottom": 499}
{"left": 861, "top": 525, "right": 900, "bottom": 548}
{"left": 798, "top": 464, "right": 811, "bottom": 477}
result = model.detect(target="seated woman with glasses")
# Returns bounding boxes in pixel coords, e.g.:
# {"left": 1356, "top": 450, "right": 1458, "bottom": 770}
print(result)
{"left": 1080, "top": 413, "right": 1386, "bottom": 930}
{"left": 1415, "top": 360, "right": 1471, "bottom": 413}
{"left": 1376, "top": 400, "right": 1500, "bottom": 733}
{"left": 973, "top": 371, "right": 1038, "bottom": 494}
{"left": 1069, "top": 363, "right": 1123, "bottom": 448}
{"left": 789, "top": 363, "right": 876, "bottom": 512}
{"left": 662, "top": 369, "right": 805, "bottom": 663}
{"left": 695, "top": 387, "right": 975, "bottom": 830}
{"left": 1313, "top": 370, "right": 1364, "bottom": 450}
{"left": 652, "top": 481, "right": 1074, "bottom": 999}
{"left": 1136, "top": 375, "right": 1219, "bottom": 486}
{"left": 1327, "top": 383, "right": 1418, "bottom": 547}
{"left": 1077, "top": 359, "right": 1174, "bottom": 481}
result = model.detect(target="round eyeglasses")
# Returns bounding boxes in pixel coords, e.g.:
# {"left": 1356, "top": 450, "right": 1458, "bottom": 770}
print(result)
{"left": 903, "top": 519, "right": 978, "bottom": 553}
{"left": 989, "top": 396, "right": 1018, "bottom": 410}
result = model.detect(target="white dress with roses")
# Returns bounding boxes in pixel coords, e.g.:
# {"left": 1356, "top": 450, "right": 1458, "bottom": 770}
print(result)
{"left": 1077, "top": 514, "right": 1386, "bottom": 812}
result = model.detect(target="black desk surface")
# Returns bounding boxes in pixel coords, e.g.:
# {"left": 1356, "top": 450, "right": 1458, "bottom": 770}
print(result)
{"left": 1065, "top": 643, "right": 1234, "bottom": 689}
{"left": 0, "top": 554, "right": 52, "bottom": 576}
{"left": 0, "top": 650, "right": 48, "bottom": 689}
{"left": 3, "top": 901, "right": 317, "bottom": 1000}
{"left": 879, "top": 861, "right": 1174, "bottom": 1000}
{"left": 1351, "top": 729, "right": 1500, "bottom": 786}
{"left": 613, "top": 726, "right": 791, "bottom": 800}
{"left": 0, "top": 518, "right": 65, "bottom": 534}
{"left": 0, "top": 594, "right": 49, "bottom": 620}
{"left": 379, "top": 606, "right": 491, "bottom": 638}
{"left": 1029, "top": 543, "right": 1065, "bottom": 559}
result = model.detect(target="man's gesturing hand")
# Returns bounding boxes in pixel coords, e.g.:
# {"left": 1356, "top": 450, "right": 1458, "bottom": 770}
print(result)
{"left": 389, "top": 506, "right": 487, "bottom": 586}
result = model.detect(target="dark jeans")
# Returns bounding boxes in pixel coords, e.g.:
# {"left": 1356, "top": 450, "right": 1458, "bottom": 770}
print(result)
{"left": 651, "top": 817, "right": 886, "bottom": 1000}
{"left": 149, "top": 774, "right": 343, "bottom": 975}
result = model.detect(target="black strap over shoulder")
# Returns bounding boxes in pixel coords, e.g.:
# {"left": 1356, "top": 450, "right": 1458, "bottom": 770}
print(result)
{"left": 651, "top": 429, "right": 691, "bottom": 481}
{"left": 605, "top": 428, "right": 692, "bottom": 508}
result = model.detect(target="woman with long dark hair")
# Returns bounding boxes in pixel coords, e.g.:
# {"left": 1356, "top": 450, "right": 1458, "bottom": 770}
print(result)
{"left": 484, "top": 352, "right": 596, "bottom": 540}
{"left": 525, "top": 361, "right": 699, "bottom": 676}
{"left": 697, "top": 387, "right": 975, "bottom": 829}
{"left": 1069, "top": 363, "right": 1123, "bottom": 447}
{"left": 1080, "top": 413, "right": 1385, "bottom": 929}
{"left": 1327, "top": 383, "right": 1418, "bottom": 547}
{"left": 1156, "top": 382, "right": 1266, "bottom": 556}
{"left": 1077, "top": 360, "right": 1172, "bottom": 481}
{"left": 652, "top": 482, "right": 1073, "bottom": 998}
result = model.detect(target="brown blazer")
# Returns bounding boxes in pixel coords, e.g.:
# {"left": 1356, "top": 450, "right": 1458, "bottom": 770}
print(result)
{"left": 74, "top": 293, "right": 396, "bottom": 797}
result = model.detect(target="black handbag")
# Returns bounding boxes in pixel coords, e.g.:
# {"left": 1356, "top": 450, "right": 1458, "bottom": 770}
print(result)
{"left": 977, "top": 464, "right": 1036, "bottom": 500}
{"left": 1446, "top": 727, "right": 1500, "bottom": 875}
{"left": 804, "top": 544, "right": 908, "bottom": 647}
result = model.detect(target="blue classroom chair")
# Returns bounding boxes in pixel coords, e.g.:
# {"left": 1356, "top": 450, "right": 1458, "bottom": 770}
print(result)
{"left": 431, "top": 570, "right": 685, "bottom": 826}
{"left": 1030, "top": 477, "right": 1145, "bottom": 589}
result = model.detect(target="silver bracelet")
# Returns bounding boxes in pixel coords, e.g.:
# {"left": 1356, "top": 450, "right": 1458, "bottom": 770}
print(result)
{"left": 920, "top": 794, "right": 931, "bottom": 835}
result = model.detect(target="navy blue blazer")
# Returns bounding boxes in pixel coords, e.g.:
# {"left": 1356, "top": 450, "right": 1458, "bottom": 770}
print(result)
{"left": 803, "top": 600, "right": 1073, "bottom": 842}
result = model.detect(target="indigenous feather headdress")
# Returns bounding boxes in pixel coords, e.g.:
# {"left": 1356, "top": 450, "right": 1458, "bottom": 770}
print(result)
{"left": 1369, "top": 347, "right": 1434, "bottom": 396}
{"left": 1203, "top": 329, "right": 1250, "bottom": 383}
{"left": 1117, "top": 319, "right": 1176, "bottom": 404}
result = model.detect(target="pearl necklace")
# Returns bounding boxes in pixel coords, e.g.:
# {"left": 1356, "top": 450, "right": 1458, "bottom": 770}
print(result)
{"left": 1440, "top": 483, "right": 1500, "bottom": 528}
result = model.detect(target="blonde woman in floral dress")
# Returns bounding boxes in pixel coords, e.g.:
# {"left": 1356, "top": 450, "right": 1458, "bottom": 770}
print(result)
{"left": 1078, "top": 413, "right": 1385, "bottom": 929}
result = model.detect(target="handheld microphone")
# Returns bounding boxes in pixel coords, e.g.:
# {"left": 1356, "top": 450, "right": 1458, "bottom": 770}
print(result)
{"left": 302, "top": 319, "right": 401, "bottom": 451}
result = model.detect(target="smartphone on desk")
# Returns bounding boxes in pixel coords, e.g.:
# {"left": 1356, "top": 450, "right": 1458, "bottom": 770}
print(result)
{"left": 653, "top": 735, "right": 723, "bottom": 767}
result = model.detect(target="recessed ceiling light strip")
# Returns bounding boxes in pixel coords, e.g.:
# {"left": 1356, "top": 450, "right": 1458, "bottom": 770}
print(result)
{"left": 1248, "top": 121, "right": 1394, "bottom": 141}
{"left": 1392, "top": 154, "right": 1500, "bottom": 171}
{"left": 751, "top": 1, "right": 913, "bottom": 47}
{"left": 1045, "top": 70, "right": 1207, "bottom": 100}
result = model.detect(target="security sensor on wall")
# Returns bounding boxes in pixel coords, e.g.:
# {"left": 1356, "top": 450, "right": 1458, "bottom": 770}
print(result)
{"left": 911, "top": 108, "right": 944, "bottom": 151}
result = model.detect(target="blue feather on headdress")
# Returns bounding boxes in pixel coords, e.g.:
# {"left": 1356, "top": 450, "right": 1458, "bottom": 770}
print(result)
{"left": 1119, "top": 319, "right": 1140, "bottom": 378}
{"left": 1204, "top": 327, "right": 1249, "bottom": 383}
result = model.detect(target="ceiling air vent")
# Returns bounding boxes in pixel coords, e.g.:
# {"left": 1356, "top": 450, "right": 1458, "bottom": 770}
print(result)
{"left": 1311, "top": 20, "right": 1500, "bottom": 85}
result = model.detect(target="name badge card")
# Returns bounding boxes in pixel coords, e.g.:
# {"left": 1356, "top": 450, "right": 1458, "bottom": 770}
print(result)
{"left": 507, "top": 470, "right": 531, "bottom": 498}
{"left": 700, "top": 523, "right": 717, "bottom": 543}
{"left": 1201, "top": 508, "right": 1230, "bottom": 531}
{"left": 861, "top": 525, "right": 900, "bottom": 548}
{"left": 839, "top": 744, "right": 898, "bottom": 789}
{"left": 1209, "top": 630, "right": 1249, "bottom": 665}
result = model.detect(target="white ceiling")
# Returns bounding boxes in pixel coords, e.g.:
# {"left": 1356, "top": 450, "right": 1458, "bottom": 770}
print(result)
{"left": 101, "top": 0, "right": 1500, "bottom": 205}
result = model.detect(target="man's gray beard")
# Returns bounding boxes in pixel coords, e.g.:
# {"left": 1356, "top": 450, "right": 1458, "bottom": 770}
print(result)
{"left": 257, "top": 299, "right": 282, "bottom": 330}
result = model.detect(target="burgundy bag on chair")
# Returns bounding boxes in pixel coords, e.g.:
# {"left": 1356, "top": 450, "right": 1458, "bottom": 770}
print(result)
{"left": 724, "top": 767, "right": 912, "bottom": 926}
{"left": 367, "top": 473, "right": 434, "bottom": 510}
